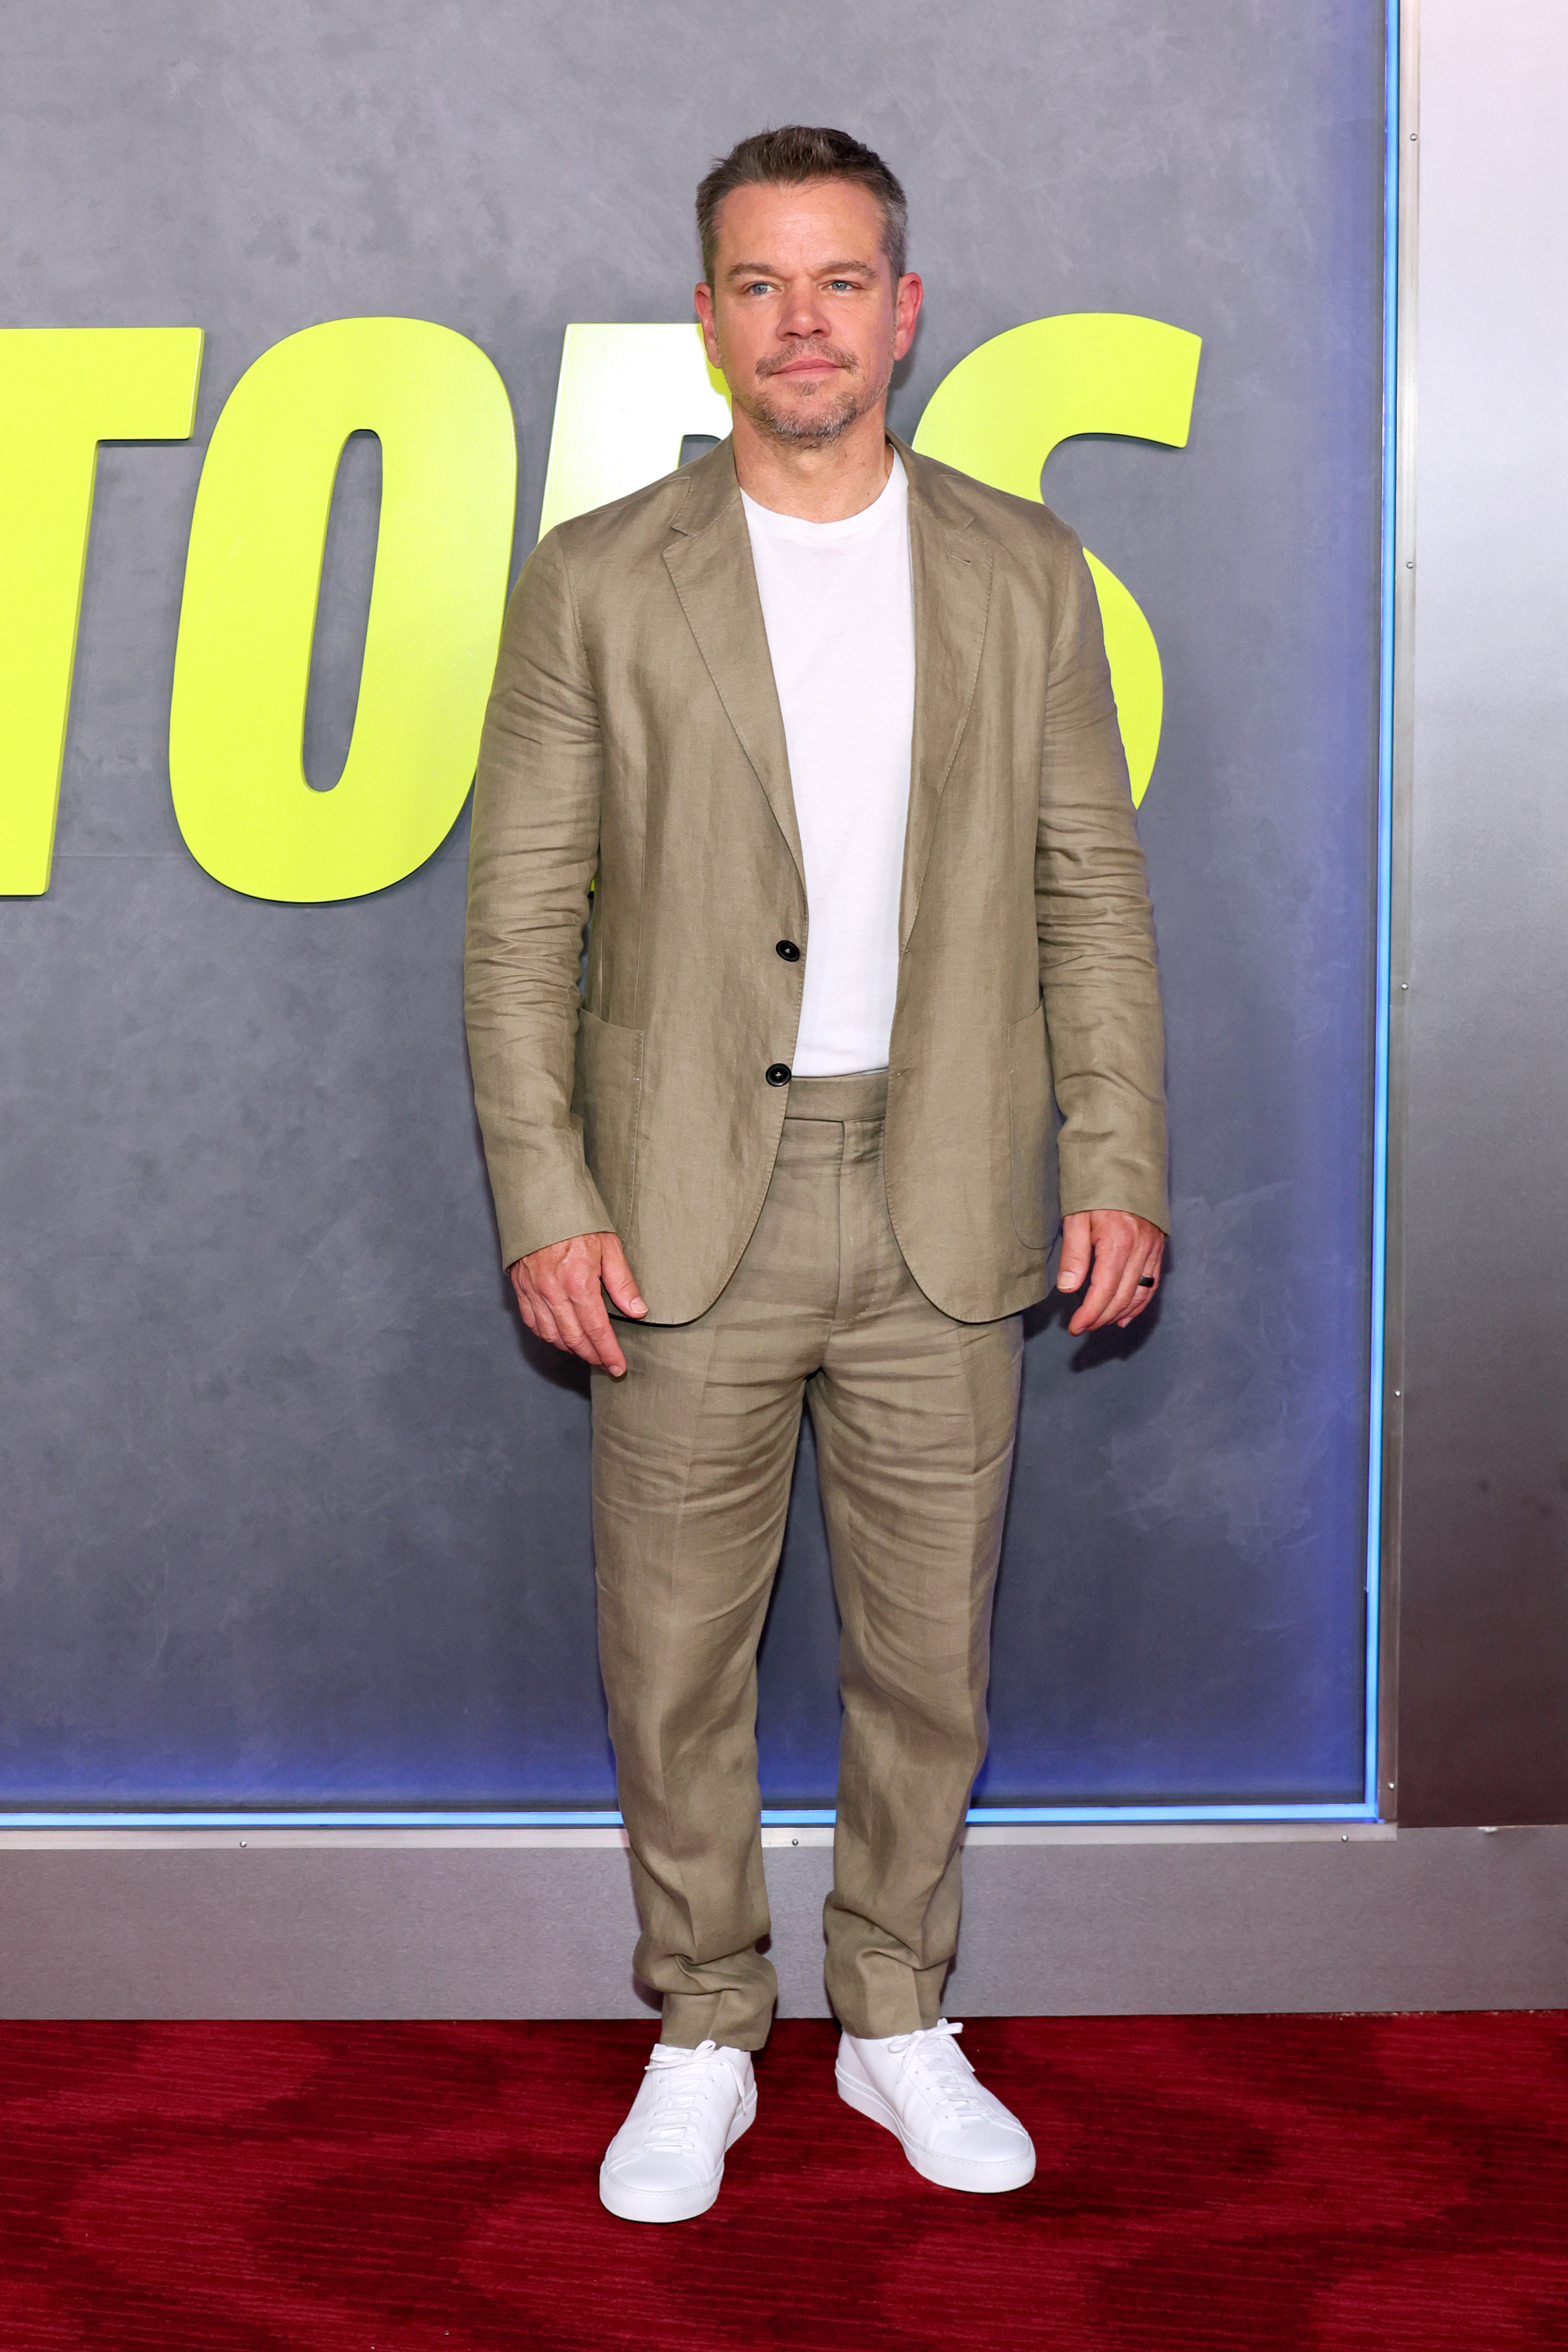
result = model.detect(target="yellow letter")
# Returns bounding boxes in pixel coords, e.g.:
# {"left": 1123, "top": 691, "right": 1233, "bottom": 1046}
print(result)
{"left": 0, "top": 328, "right": 203, "bottom": 894}
{"left": 537, "top": 324, "right": 730, "bottom": 539}
{"left": 913, "top": 314, "right": 1200, "bottom": 803}
{"left": 170, "top": 318, "right": 516, "bottom": 902}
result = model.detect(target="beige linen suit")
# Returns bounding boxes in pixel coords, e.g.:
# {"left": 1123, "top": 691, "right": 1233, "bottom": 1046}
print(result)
{"left": 465, "top": 435, "right": 1167, "bottom": 2044}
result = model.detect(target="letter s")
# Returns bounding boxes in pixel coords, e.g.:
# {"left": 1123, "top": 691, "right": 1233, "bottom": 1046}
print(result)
{"left": 913, "top": 314, "right": 1201, "bottom": 805}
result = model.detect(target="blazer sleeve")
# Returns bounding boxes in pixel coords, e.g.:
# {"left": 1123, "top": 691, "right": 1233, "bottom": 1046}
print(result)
{"left": 464, "top": 529, "right": 614, "bottom": 1269}
{"left": 1035, "top": 541, "right": 1171, "bottom": 1233}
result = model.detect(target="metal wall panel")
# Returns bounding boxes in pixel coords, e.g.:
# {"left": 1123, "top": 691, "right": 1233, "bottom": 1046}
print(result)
{"left": 1396, "top": 0, "right": 1568, "bottom": 1822}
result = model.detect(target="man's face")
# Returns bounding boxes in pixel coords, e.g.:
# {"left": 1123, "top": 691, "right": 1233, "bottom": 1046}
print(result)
{"left": 695, "top": 178, "right": 922, "bottom": 449}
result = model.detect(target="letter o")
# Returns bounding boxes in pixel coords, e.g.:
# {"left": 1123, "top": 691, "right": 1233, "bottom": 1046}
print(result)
{"left": 170, "top": 318, "right": 517, "bottom": 902}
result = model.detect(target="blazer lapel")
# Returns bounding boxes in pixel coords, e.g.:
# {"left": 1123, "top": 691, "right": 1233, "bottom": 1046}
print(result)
{"left": 897, "top": 439, "right": 994, "bottom": 947}
{"left": 662, "top": 443, "right": 805, "bottom": 886}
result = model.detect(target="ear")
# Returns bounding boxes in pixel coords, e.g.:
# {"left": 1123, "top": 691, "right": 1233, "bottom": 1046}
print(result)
{"left": 693, "top": 282, "right": 723, "bottom": 370}
{"left": 893, "top": 271, "right": 924, "bottom": 363}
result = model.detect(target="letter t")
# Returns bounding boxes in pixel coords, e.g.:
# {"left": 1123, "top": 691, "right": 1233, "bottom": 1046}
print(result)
{"left": 0, "top": 328, "right": 203, "bottom": 893}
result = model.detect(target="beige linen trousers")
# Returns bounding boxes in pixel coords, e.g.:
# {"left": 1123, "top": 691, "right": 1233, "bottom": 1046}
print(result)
{"left": 464, "top": 436, "right": 1167, "bottom": 2042}
{"left": 593, "top": 1073, "right": 1022, "bottom": 2046}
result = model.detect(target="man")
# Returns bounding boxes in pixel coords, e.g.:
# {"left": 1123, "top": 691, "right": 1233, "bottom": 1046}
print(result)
{"left": 465, "top": 125, "right": 1167, "bottom": 2222}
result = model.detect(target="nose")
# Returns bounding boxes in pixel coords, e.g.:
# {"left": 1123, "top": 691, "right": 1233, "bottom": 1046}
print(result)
{"left": 777, "top": 285, "right": 830, "bottom": 342}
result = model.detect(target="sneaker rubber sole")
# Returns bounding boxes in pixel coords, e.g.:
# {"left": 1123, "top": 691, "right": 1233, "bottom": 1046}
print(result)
{"left": 835, "top": 2052, "right": 1036, "bottom": 2194}
{"left": 598, "top": 2083, "right": 757, "bottom": 2223}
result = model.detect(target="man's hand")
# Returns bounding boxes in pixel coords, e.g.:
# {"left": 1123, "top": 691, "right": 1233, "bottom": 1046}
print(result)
{"left": 509, "top": 1231, "right": 647, "bottom": 1377}
{"left": 1058, "top": 1210, "right": 1165, "bottom": 1335}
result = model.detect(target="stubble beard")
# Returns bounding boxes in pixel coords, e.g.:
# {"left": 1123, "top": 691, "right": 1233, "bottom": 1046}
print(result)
{"left": 735, "top": 345, "right": 890, "bottom": 450}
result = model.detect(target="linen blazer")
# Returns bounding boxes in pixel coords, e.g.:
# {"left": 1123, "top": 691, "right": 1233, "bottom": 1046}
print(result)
{"left": 464, "top": 434, "right": 1168, "bottom": 1327}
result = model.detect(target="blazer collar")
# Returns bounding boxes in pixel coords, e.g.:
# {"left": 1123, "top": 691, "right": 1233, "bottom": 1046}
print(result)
{"left": 662, "top": 433, "right": 994, "bottom": 935}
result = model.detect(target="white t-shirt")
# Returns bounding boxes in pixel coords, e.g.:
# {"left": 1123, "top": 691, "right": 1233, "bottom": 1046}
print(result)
{"left": 741, "top": 453, "right": 915, "bottom": 1076}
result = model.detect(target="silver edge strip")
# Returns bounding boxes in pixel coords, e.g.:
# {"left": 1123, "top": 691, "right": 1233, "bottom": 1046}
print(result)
{"left": 0, "top": 1823, "right": 1398, "bottom": 1851}
{"left": 1378, "top": 0, "right": 1421, "bottom": 1825}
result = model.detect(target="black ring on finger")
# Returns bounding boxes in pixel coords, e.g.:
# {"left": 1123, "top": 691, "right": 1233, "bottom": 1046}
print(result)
{"left": 1136, "top": 1275, "right": 1156, "bottom": 1288}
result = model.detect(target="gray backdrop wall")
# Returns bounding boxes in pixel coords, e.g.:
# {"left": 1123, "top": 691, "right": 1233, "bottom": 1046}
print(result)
{"left": 1, "top": 0, "right": 1388, "bottom": 1812}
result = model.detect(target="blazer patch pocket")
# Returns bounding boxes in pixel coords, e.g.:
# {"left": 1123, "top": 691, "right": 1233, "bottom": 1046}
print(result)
{"left": 1007, "top": 1000, "right": 1052, "bottom": 1253}
{"left": 575, "top": 1008, "right": 644, "bottom": 1236}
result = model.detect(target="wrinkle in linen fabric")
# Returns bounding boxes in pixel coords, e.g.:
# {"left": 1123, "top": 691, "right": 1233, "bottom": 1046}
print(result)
{"left": 591, "top": 1076, "right": 1021, "bottom": 2047}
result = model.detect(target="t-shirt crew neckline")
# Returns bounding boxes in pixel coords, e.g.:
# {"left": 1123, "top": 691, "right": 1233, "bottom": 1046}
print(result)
{"left": 739, "top": 449, "right": 906, "bottom": 543}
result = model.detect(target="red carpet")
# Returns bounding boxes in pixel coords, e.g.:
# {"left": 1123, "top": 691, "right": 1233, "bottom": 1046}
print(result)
{"left": 1, "top": 2013, "right": 1564, "bottom": 2349}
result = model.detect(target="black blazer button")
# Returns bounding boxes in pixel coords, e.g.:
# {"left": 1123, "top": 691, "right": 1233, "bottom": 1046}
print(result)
{"left": 765, "top": 1063, "right": 792, "bottom": 1087}
{"left": 775, "top": 939, "right": 801, "bottom": 962}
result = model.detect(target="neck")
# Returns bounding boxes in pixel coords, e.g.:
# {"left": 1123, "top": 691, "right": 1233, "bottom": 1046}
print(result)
{"left": 731, "top": 401, "right": 895, "bottom": 523}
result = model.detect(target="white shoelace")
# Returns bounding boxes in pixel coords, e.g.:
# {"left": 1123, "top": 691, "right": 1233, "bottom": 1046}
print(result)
{"left": 884, "top": 2020, "right": 989, "bottom": 2123}
{"left": 637, "top": 2039, "right": 726, "bottom": 2153}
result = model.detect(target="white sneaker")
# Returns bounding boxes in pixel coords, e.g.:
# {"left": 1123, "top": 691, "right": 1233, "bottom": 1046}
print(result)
{"left": 599, "top": 2039, "right": 757, "bottom": 2223}
{"left": 837, "top": 2019, "right": 1036, "bottom": 2193}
